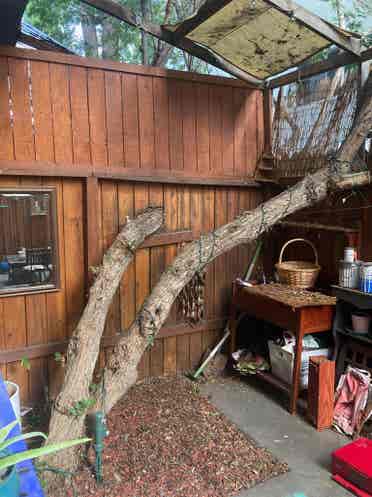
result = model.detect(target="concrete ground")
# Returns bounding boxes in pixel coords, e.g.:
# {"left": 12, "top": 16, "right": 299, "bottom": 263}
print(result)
{"left": 202, "top": 378, "right": 351, "bottom": 497}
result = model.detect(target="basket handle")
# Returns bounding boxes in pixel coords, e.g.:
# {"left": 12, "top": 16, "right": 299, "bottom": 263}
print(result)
{"left": 279, "top": 238, "right": 318, "bottom": 266}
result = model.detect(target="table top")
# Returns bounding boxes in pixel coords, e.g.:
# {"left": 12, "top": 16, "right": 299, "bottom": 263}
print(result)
{"left": 238, "top": 283, "right": 336, "bottom": 309}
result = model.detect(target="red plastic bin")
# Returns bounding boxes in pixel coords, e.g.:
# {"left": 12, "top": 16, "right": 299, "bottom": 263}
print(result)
{"left": 332, "top": 438, "right": 372, "bottom": 497}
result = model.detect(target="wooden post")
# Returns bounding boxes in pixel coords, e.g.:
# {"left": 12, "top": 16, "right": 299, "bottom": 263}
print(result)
{"left": 263, "top": 87, "right": 272, "bottom": 157}
{"left": 84, "top": 176, "right": 101, "bottom": 293}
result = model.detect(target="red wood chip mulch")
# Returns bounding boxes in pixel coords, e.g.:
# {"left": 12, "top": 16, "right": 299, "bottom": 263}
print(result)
{"left": 69, "top": 377, "right": 288, "bottom": 497}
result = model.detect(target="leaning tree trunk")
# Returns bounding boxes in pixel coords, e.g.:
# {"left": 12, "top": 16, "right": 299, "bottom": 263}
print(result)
{"left": 44, "top": 207, "right": 163, "bottom": 474}
{"left": 45, "top": 71, "right": 372, "bottom": 480}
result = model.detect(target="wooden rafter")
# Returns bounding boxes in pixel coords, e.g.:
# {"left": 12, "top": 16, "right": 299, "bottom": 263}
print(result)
{"left": 0, "top": 0, "right": 29, "bottom": 45}
{"left": 79, "top": 0, "right": 262, "bottom": 86}
{"left": 268, "top": 47, "right": 372, "bottom": 88}
{"left": 80, "top": 0, "right": 138, "bottom": 27}
{"left": 170, "top": 0, "right": 233, "bottom": 40}
{"left": 18, "top": 33, "right": 73, "bottom": 53}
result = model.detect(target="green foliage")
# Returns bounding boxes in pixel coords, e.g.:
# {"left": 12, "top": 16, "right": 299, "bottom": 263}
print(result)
{"left": 25, "top": 0, "right": 85, "bottom": 54}
{"left": 20, "top": 357, "right": 31, "bottom": 371}
{"left": 320, "top": 0, "right": 371, "bottom": 45}
{"left": 146, "top": 333, "right": 155, "bottom": 348}
{"left": 54, "top": 352, "right": 65, "bottom": 364}
{"left": 89, "top": 382, "right": 100, "bottom": 395}
{"left": 0, "top": 420, "right": 90, "bottom": 473}
{"left": 68, "top": 398, "right": 96, "bottom": 418}
{"left": 24, "top": 0, "right": 222, "bottom": 74}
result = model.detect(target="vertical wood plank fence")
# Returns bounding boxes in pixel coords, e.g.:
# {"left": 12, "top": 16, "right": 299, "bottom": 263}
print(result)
{"left": 0, "top": 47, "right": 265, "bottom": 404}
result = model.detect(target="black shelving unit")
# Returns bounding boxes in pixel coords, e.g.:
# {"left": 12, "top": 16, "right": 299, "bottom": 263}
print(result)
{"left": 331, "top": 285, "right": 372, "bottom": 377}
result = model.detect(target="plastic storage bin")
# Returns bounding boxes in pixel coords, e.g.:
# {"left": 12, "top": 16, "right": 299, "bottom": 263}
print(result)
{"left": 268, "top": 340, "right": 331, "bottom": 390}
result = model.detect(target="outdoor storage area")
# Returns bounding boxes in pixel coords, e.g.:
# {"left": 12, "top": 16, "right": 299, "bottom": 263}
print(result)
{"left": 0, "top": 0, "right": 371, "bottom": 496}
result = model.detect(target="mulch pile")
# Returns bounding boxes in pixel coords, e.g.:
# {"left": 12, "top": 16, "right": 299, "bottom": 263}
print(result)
{"left": 68, "top": 377, "right": 288, "bottom": 497}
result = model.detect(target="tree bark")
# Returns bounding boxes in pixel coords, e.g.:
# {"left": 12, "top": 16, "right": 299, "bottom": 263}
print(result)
{"left": 81, "top": 8, "right": 99, "bottom": 58}
{"left": 140, "top": 0, "right": 150, "bottom": 65}
{"left": 151, "top": 0, "right": 174, "bottom": 66}
{"left": 101, "top": 17, "right": 117, "bottom": 59}
{"left": 45, "top": 207, "right": 163, "bottom": 472}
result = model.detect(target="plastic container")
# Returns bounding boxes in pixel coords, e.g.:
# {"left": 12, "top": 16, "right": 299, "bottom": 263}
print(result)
{"left": 339, "top": 260, "right": 360, "bottom": 289}
{"left": 268, "top": 340, "right": 331, "bottom": 390}
{"left": 360, "top": 263, "right": 372, "bottom": 293}
{"left": 4, "top": 382, "right": 20, "bottom": 421}
{"left": 351, "top": 313, "right": 371, "bottom": 335}
{"left": 344, "top": 247, "right": 355, "bottom": 263}
{"left": 0, "top": 455, "right": 19, "bottom": 497}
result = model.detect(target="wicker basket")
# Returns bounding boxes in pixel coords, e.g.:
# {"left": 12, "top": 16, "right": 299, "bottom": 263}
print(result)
{"left": 275, "top": 238, "right": 321, "bottom": 289}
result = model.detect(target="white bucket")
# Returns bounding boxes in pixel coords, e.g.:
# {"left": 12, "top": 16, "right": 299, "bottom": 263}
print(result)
{"left": 5, "top": 381, "right": 21, "bottom": 421}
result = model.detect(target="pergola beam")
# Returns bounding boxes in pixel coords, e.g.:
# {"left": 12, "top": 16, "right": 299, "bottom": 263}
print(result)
{"left": 79, "top": 0, "right": 262, "bottom": 86}
{"left": 0, "top": 0, "right": 29, "bottom": 45}
{"left": 267, "top": 47, "right": 372, "bottom": 88}
{"left": 170, "top": 0, "right": 233, "bottom": 40}
{"left": 80, "top": 0, "right": 138, "bottom": 27}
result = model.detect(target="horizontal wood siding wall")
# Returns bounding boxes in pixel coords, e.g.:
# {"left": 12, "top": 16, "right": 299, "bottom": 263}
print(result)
{"left": 0, "top": 49, "right": 264, "bottom": 404}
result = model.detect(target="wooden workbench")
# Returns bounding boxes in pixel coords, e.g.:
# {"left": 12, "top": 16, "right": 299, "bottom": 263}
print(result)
{"left": 230, "top": 281, "right": 336, "bottom": 414}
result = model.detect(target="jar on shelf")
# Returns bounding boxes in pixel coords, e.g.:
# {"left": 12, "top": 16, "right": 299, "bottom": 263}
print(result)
{"left": 339, "top": 260, "right": 360, "bottom": 289}
{"left": 360, "top": 263, "right": 372, "bottom": 293}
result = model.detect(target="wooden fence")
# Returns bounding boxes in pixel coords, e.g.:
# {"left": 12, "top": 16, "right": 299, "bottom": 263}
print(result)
{"left": 0, "top": 47, "right": 265, "bottom": 404}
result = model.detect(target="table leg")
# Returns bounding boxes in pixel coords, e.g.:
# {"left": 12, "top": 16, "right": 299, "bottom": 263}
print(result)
{"left": 229, "top": 306, "right": 238, "bottom": 356}
{"left": 290, "top": 330, "right": 304, "bottom": 415}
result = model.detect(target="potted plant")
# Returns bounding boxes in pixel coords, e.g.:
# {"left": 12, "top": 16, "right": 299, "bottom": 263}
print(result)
{"left": 0, "top": 420, "right": 90, "bottom": 497}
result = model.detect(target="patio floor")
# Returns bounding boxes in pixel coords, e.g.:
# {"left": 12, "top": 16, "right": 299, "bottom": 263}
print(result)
{"left": 201, "top": 377, "right": 351, "bottom": 497}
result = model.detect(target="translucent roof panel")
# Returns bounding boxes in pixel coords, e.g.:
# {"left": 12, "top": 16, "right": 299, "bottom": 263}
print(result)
{"left": 167, "top": 0, "right": 361, "bottom": 81}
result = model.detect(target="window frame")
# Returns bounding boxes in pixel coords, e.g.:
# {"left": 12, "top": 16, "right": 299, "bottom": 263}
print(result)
{"left": 0, "top": 186, "right": 60, "bottom": 297}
